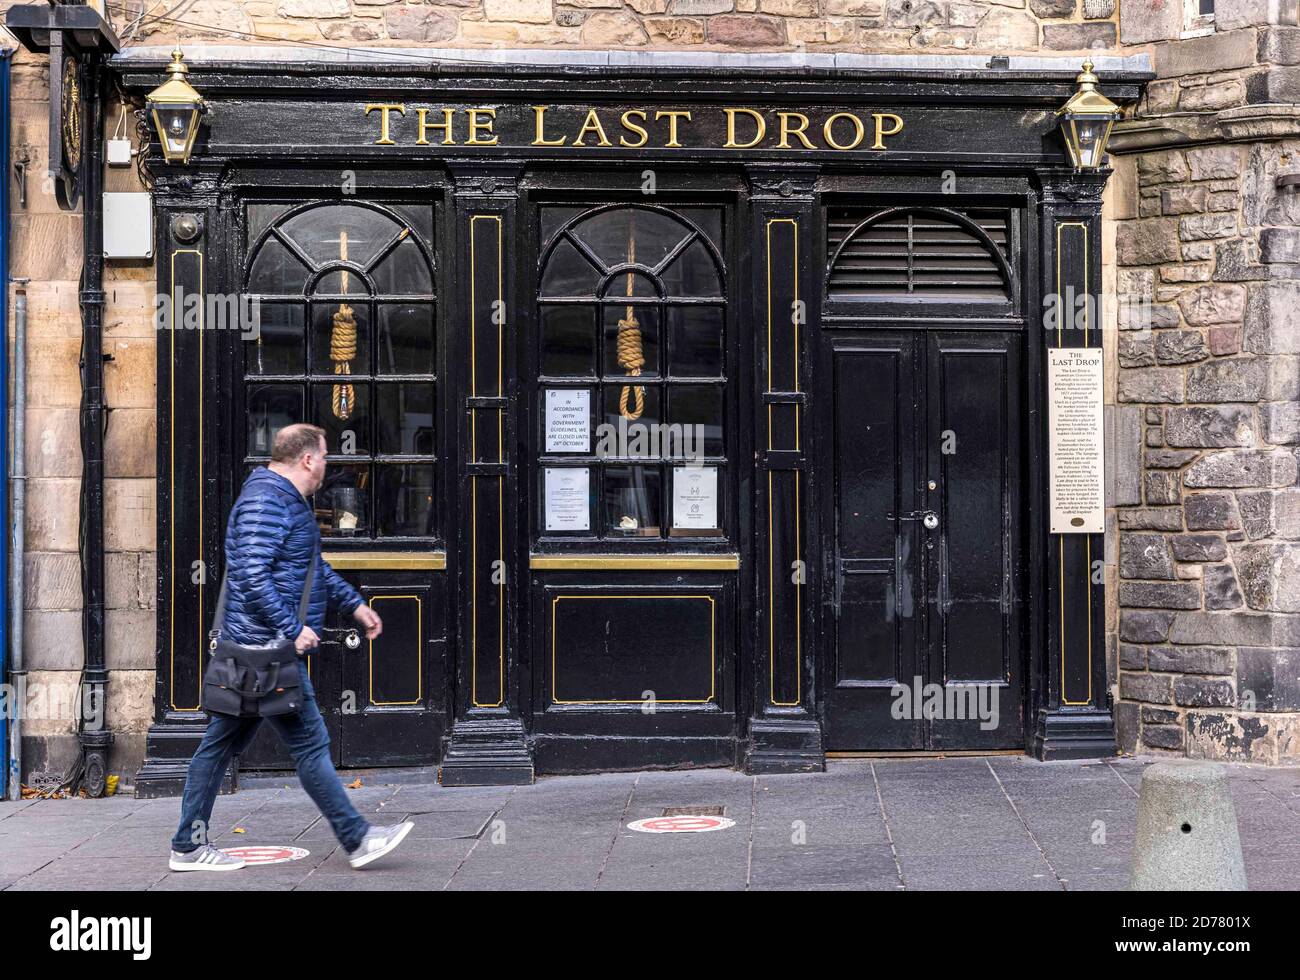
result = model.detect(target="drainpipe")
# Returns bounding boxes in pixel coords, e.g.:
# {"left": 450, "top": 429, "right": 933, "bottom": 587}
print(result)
{"left": 7, "top": 281, "right": 23, "bottom": 803}
{"left": 1, "top": 51, "right": 12, "bottom": 801}
{"left": 76, "top": 53, "right": 111, "bottom": 797}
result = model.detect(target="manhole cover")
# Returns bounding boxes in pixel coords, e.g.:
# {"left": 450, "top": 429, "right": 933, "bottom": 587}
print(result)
{"left": 628, "top": 815, "right": 735, "bottom": 834}
{"left": 662, "top": 806, "right": 725, "bottom": 817}
{"left": 222, "top": 845, "right": 311, "bottom": 865}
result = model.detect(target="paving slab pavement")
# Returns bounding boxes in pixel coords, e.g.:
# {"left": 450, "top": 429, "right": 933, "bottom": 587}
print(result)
{"left": 1, "top": 757, "right": 1296, "bottom": 891}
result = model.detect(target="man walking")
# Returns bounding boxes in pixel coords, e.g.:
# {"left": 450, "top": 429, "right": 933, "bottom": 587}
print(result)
{"left": 168, "top": 423, "right": 414, "bottom": 872}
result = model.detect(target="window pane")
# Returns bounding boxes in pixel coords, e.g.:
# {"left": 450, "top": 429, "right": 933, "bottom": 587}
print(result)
{"left": 246, "top": 303, "right": 304, "bottom": 376}
{"left": 376, "top": 383, "right": 435, "bottom": 455}
{"left": 282, "top": 205, "right": 400, "bottom": 270}
{"left": 377, "top": 303, "right": 435, "bottom": 375}
{"left": 680, "top": 207, "right": 723, "bottom": 255}
{"left": 389, "top": 204, "right": 435, "bottom": 247}
{"left": 661, "top": 238, "right": 722, "bottom": 297}
{"left": 247, "top": 203, "right": 293, "bottom": 247}
{"left": 601, "top": 272, "right": 658, "bottom": 299}
{"left": 540, "top": 237, "right": 601, "bottom": 296}
{"left": 376, "top": 464, "right": 436, "bottom": 536}
{"left": 371, "top": 236, "right": 433, "bottom": 295}
{"left": 602, "top": 384, "right": 662, "bottom": 449}
{"left": 312, "top": 301, "right": 370, "bottom": 376}
{"left": 576, "top": 208, "right": 690, "bottom": 272}
{"left": 316, "top": 463, "right": 370, "bottom": 538}
{"left": 540, "top": 306, "right": 596, "bottom": 377}
{"left": 603, "top": 304, "right": 660, "bottom": 378}
{"left": 667, "top": 306, "right": 723, "bottom": 377}
{"left": 247, "top": 236, "right": 309, "bottom": 295}
{"left": 247, "top": 384, "right": 302, "bottom": 456}
{"left": 603, "top": 465, "right": 661, "bottom": 537}
{"left": 313, "top": 383, "right": 370, "bottom": 455}
{"left": 669, "top": 385, "right": 724, "bottom": 458}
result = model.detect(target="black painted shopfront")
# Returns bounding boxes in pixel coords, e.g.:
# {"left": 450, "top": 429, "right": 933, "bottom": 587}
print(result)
{"left": 128, "top": 54, "right": 1147, "bottom": 796}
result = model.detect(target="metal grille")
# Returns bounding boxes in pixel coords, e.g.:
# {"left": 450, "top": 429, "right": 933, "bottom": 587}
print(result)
{"left": 827, "top": 208, "right": 1012, "bottom": 302}
{"left": 662, "top": 806, "right": 725, "bottom": 817}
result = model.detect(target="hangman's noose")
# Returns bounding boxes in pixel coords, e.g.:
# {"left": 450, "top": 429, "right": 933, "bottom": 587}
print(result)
{"left": 330, "top": 230, "right": 357, "bottom": 420}
{"left": 616, "top": 213, "right": 645, "bottom": 421}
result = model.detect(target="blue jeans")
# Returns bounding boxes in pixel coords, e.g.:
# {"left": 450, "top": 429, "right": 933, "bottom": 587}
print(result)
{"left": 170, "top": 665, "right": 371, "bottom": 854}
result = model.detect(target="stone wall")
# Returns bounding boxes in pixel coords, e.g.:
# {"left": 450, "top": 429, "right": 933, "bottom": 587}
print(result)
{"left": 1109, "top": 0, "right": 1300, "bottom": 764}
{"left": 115, "top": 0, "right": 1119, "bottom": 51}
{"left": 8, "top": 52, "right": 157, "bottom": 785}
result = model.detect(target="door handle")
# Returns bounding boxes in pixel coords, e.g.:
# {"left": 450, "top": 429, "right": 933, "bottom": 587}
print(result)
{"left": 890, "top": 510, "right": 940, "bottom": 530}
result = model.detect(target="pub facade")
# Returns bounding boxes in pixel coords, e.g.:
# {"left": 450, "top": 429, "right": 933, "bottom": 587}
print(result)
{"left": 121, "top": 47, "right": 1144, "bottom": 794}
{"left": 7, "top": 1, "right": 1300, "bottom": 799}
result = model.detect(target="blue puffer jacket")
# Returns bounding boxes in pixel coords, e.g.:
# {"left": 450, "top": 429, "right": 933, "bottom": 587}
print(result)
{"left": 219, "top": 466, "right": 364, "bottom": 645}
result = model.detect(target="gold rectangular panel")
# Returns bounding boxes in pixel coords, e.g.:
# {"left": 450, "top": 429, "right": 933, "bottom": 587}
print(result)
{"left": 322, "top": 551, "right": 447, "bottom": 570}
{"left": 529, "top": 554, "right": 740, "bottom": 571}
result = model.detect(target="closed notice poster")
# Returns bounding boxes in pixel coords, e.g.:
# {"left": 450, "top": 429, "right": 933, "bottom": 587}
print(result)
{"left": 545, "top": 467, "right": 590, "bottom": 531}
{"left": 673, "top": 465, "right": 718, "bottom": 530}
{"left": 545, "top": 388, "right": 590, "bottom": 453}
{"left": 1048, "top": 348, "right": 1105, "bottom": 534}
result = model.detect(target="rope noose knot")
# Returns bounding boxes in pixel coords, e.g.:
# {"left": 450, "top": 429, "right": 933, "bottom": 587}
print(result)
{"left": 331, "top": 303, "right": 357, "bottom": 420}
{"left": 617, "top": 305, "right": 645, "bottom": 421}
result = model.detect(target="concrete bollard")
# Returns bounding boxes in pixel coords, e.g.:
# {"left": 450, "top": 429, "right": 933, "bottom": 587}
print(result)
{"left": 1129, "top": 761, "right": 1247, "bottom": 891}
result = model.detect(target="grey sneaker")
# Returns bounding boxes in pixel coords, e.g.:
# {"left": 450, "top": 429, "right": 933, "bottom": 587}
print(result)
{"left": 169, "top": 844, "right": 246, "bottom": 872}
{"left": 348, "top": 821, "right": 415, "bottom": 869}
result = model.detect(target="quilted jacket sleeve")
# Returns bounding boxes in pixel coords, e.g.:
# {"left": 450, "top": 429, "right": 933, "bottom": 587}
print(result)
{"left": 322, "top": 557, "right": 364, "bottom": 617}
{"left": 232, "top": 493, "right": 305, "bottom": 639}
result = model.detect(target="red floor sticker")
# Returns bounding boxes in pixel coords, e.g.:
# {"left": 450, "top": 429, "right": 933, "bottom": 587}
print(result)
{"left": 222, "top": 845, "right": 311, "bottom": 865}
{"left": 627, "top": 815, "right": 736, "bottom": 834}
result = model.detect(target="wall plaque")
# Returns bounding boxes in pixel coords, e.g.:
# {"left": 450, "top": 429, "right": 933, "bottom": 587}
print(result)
{"left": 1048, "top": 348, "right": 1105, "bottom": 534}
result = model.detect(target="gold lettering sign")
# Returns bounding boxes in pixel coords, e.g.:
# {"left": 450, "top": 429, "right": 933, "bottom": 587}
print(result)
{"left": 365, "top": 104, "right": 906, "bottom": 152}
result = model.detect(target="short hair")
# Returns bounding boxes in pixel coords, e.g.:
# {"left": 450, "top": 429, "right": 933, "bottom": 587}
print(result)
{"left": 271, "top": 423, "right": 327, "bottom": 463}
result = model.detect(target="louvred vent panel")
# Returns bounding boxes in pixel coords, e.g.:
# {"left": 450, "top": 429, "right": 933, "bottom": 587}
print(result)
{"left": 827, "top": 208, "right": 1013, "bottom": 303}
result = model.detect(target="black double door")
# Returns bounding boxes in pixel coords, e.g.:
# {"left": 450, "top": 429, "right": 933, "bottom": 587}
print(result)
{"left": 821, "top": 327, "right": 1026, "bottom": 750}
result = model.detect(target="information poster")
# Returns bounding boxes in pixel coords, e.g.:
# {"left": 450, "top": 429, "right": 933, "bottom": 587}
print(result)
{"left": 1048, "top": 348, "right": 1105, "bottom": 534}
{"left": 672, "top": 466, "right": 718, "bottom": 530}
{"left": 545, "top": 467, "right": 590, "bottom": 531}
{"left": 545, "top": 388, "right": 590, "bottom": 453}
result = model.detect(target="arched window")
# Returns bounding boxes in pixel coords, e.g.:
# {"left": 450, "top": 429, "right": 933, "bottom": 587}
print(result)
{"left": 242, "top": 200, "right": 438, "bottom": 539}
{"left": 536, "top": 204, "right": 728, "bottom": 540}
{"left": 827, "top": 206, "right": 1015, "bottom": 307}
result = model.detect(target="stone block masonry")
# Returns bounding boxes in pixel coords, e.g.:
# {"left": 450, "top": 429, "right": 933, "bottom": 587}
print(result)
{"left": 1110, "top": 11, "right": 1300, "bottom": 764}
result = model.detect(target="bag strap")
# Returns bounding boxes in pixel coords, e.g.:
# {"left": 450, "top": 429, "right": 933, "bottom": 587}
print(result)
{"left": 211, "top": 552, "right": 316, "bottom": 641}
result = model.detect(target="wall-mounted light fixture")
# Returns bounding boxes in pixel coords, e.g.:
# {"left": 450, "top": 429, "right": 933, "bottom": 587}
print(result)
{"left": 1056, "top": 60, "right": 1122, "bottom": 170}
{"left": 147, "top": 48, "right": 206, "bottom": 165}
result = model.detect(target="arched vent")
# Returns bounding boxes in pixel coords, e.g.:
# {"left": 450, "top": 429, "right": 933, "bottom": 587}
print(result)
{"left": 827, "top": 207, "right": 1013, "bottom": 303}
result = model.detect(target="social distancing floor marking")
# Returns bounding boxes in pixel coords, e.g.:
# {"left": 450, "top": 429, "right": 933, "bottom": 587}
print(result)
{"left": 222, "top": 845, "right": 311, "bottom": 865}
{"left": 627, "top": 815, "right": 736, "bottom": 834}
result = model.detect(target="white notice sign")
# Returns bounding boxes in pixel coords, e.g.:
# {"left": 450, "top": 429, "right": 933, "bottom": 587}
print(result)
{"left": 673, "top": 466, "right": 718, "bottom": 530}
{"left": 545, "top": 388, "right": 590, "bottom": 453}
{"left": 545, "top": 467, "right": 590, "bottom": 531}
{"left": 1048, "top": 348, "right": 1105, "bottom": 534}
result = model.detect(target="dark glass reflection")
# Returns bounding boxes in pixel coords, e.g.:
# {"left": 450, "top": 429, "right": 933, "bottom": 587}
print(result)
{"left": 376, "top": 303, "right": 435, "bottom": 375}
{"left": 246, "top": 303, "right": 304, "bottom": 376}
{"left": 376, "top": 383, "right": 435, "bottom": 455}
{"left": 247, "top": 384, "right": 302, "bottom": 456}
{"left": 376, "top": 464, "right": 435, "bottom": 536}
{"left": 540, "top": 306, "right": 596, "bottom": 377}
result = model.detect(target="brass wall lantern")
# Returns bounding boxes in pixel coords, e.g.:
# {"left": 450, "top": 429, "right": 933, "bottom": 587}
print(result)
{"left": 1056, "top": 60, "right": 1122, "bottom": 170}
{"left": 147, "top": 48, "right": 207, "bottom": 164}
